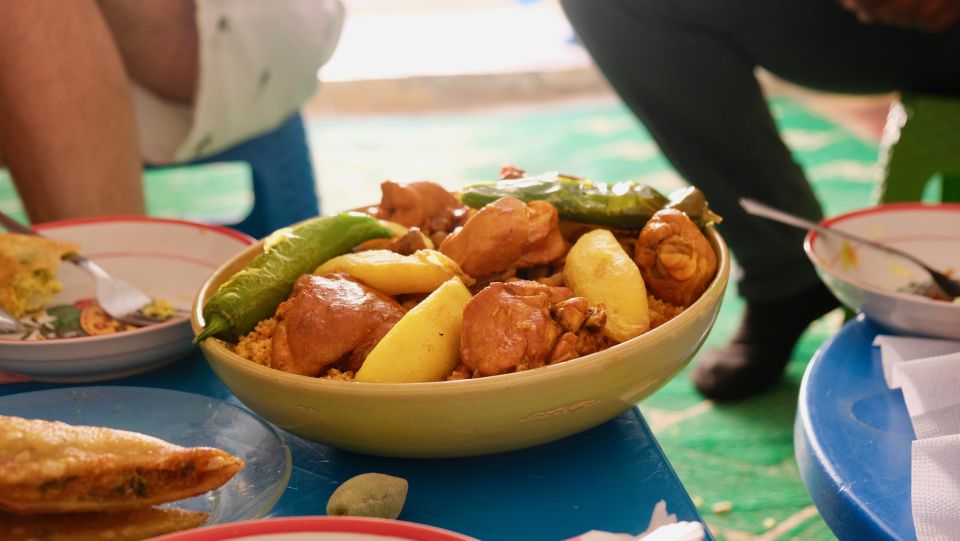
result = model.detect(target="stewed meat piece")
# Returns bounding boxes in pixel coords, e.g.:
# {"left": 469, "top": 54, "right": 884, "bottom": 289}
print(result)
{"left": 499, "top": 163, "right": 526, "bottom": 179}
{"left": 460, "top": 280, "right": 606, "bottom": 377}
{"left": 439, "top": 196, "right": 567, "bottom": 279}
{"left": 376, "top": 181, "right": 467, "bottom": 234}
{"left": 270, "top": 273, "right": 406, "bottom": 376}
{"left": 634, "top": 209, "right": 717, "bottom": 307}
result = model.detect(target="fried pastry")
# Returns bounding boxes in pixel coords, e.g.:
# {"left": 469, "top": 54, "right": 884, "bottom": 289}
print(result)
{"left": 0, "top": 416, "right": 244, "bottom": 514}
{"left": 0, "top": 233, "right": 79, "bottom": 317}
{"left": 0, "top": 507, "right": 208, "bottom": 541}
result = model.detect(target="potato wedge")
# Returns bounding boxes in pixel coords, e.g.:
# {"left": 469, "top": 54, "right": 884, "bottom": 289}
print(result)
{"left": 356, "top": 277, "right": 473, "bottom": 383}
{"left": 314, "top": 249, "right": 473, "bottom": 296}
{"left": 563, "top": 229, "right": 650, "bottom": 342}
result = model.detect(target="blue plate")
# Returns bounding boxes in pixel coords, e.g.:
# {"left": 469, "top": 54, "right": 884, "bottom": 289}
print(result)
{"left": 0, "top": 386, "right": 291, "bottom": 524}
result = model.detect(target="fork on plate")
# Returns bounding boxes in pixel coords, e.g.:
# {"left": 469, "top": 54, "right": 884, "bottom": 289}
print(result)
{"left": 0, "top": 212, "right": 163, "bottom": 327}
{"left": 0, "top": 307, "right": 22, "bottom": 334}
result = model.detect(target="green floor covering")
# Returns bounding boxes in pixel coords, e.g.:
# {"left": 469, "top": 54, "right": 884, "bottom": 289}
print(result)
{"left": 0, "top": 96, "right": 890, "bottom": 540}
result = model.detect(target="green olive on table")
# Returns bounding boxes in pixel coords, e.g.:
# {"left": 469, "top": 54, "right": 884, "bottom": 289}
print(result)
{"left": 326, "top": 472, "right": 409, "bottom": 519}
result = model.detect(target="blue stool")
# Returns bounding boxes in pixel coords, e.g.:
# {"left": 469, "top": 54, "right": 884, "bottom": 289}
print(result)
{"left": 187, "top": 112, "right": 320, "bottom": 239}
{"left": 876, "top": 93, "right": 960, "bottom": 204}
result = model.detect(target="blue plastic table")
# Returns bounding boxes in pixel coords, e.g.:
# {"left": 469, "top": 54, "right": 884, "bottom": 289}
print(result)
{"left": 795, "top": 315, "right": 916, "bottom": 540}
{"left": 0, "top": 349, "right": 712, "bottom": 541}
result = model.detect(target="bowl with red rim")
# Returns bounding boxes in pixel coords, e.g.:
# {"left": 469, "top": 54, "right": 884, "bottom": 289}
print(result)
{"left": 150, "top": 516, "right": 478, "bottom": 541}
{"left": 0, "top": 216, "right": 254, "bottom": 382}
{"left": 804, "top": 203, "right": 960, "bottom": 339}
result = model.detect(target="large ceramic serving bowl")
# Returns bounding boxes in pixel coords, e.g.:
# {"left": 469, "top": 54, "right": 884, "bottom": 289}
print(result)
{"left": 193, "top": 226, "right": 729, "bottom": 458}
{"left": 805, "top": 203, "right": 960, "bottom": 340}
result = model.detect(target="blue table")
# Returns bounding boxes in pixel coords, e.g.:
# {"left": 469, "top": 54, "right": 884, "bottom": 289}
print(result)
{"left": 795, "top": 315, "right": 915, "bottom": 540}
{"left": 0, "top": 349, "right": 712, "bottom": 541}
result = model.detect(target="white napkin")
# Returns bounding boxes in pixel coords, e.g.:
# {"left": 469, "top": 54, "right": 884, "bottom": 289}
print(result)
{"left": 912, "top": 435, "right": 960, "bottom": 541}
{"left": 875, "top": 335, "right": 960, "bottom": 541}
{"left": 894, "top": 353, "right": 960, "bottom": 439}
{"left": 873, "top": 335, "right": 960, "bottom": 389}
{"left": 565, "top": 500, "right": 705, "bottom": 541}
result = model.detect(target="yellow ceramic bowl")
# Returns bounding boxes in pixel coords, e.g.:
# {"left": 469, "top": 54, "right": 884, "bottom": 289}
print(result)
{"left": 192, "top": 228, "right": 730, "bottom": 458}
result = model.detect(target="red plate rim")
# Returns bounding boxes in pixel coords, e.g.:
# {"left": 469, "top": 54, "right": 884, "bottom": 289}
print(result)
{"left": 150, "top": 516, "right": 479, "bottom": 541}
{"left": 31, "top": 214, "right": 256, "bottom": 245}
{"left": 805, "top": 202, "right": 960, "bottom": 247}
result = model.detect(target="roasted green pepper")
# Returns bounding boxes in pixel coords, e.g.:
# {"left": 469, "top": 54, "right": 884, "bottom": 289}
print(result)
{"left": 663, "top": 185, "right": 723, "bottom": 229}
{"left": 459, "top": 172, "right": 721, "bottom": 229}
{"left": 195, "top": 212, "right": 394, "bottom": 343}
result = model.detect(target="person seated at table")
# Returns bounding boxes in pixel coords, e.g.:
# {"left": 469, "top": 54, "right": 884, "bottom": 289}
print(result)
{"left": 0, "top": 0, "right": 343, "bottom": 224}
{"left": 560, "top": 0, "right": 960, "bottom": 400}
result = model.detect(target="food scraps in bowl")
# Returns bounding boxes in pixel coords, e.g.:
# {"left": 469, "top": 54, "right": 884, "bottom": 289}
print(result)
{"left": 2, "top": 298, "right": 184, "bottom": 341}
{"left": 0, "top": 232, "right": 184, "bottom": 341}
{"left": 0, "top": 233, "right": 78, "bottom": 320}
{"left": 195, "top": 166, "right": 723, "bottom": 384}
{"left": 838, "top": 239, "right": 959, "bottom": 304}
{"left": 899, "top": 279, "right": 960, "bottom": 303}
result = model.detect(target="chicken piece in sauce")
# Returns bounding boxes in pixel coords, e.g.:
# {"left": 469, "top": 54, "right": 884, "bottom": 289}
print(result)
{"left": 357, "top": 227, "right": 432, "bottom": 256}
{"left": 634, "top": 209, "right": 717, "bottom": 307}
{"left": 499, "top": 163, "right": 526, "bottom": 179}
{"left": 377, "top": 181, "right": 467, "bottom": 234}
{"left": 460, "top": 280, "right": 606, "bottom": 377}
{"left": 439, "top": 196, "right": 567, "bottom": 279}
{"left": 270, "top": 273, "right": 406, "bottom": 376}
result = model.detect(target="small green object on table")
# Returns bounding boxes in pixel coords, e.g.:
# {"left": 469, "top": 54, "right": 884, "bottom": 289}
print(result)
{"left": 326, "top": 472, "right": 409, "bottom": 520}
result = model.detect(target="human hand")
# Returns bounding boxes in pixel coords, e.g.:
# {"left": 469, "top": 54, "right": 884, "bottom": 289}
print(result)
{"left": 840, "top": 0, "right": 960, "bottom": 32}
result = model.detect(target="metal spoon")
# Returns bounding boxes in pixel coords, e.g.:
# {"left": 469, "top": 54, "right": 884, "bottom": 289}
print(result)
{"left": 740, "top": 198, "right": 960, "bottom": 298}
{"left": 0, "top": 212, "right": 160, "bottom": 327}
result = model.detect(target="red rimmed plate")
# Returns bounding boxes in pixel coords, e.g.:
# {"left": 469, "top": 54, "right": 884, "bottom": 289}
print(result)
{"left": 804, "top": 202, "right": 960, "bottom": 339}
{"left": 0, "top": 216, "right": 254, "bottom": 381}
{"left": 151, "top": 516, "right": 478, "bottom": 541}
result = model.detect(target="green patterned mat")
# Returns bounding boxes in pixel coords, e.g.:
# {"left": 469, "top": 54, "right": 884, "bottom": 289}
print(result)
{"left": 0, "top": 96, "right": 891, "bottom": 540}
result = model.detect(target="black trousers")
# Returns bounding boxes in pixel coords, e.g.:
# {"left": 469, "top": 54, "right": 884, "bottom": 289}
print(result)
{"left": 561, "top": 0, "right": 960, "bottom": 303}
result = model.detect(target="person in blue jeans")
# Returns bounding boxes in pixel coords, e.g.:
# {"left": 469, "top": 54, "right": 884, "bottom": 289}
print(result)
{"left": 560, "top": 0, "right": 960, "bottom": 400}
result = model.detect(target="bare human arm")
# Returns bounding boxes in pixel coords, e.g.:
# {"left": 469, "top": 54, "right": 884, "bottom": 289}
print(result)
{"left": 0, "top": 0, "right": 145, "bottom": 224}
{"left": 97, "top": 0, "right": 199, "bottom": 105}
{"left": 840, "top": 0, "right": 960, "bottom": 32}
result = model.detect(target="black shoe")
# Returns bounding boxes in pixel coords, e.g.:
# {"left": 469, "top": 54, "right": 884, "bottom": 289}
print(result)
{"left": 691, "top": 283, "right": 839, "bottom": 401}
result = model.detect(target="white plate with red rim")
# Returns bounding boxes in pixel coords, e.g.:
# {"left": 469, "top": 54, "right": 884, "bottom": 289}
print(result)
{"left": 0, "top": 216, "right": 254, "bottom": 382}
{"left": 804, "top": 203, "right": 960, "bottom": 340}
{"left": 150, "top": 516, "right": 478, "bottom": 541}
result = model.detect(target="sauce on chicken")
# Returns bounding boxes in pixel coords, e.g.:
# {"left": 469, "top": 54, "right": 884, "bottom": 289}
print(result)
{"left": 439, "top": 196, "right": 567, "bottom": 279}
{"left": 459, "top": 280, "right": 606, "bottom": 377}
{"left": 270, "top": 273, "right": 406, "bottom": 376}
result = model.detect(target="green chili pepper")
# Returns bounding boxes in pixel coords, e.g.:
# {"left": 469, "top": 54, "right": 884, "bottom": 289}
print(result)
{"left": 195, "top": 212, "right": 394, "bottom": 343}
{"left": 664, "top": 185, "right": 723, "bottom": 229}
{"left": 459, "top": 172, "right": 721, "bottom": 229}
